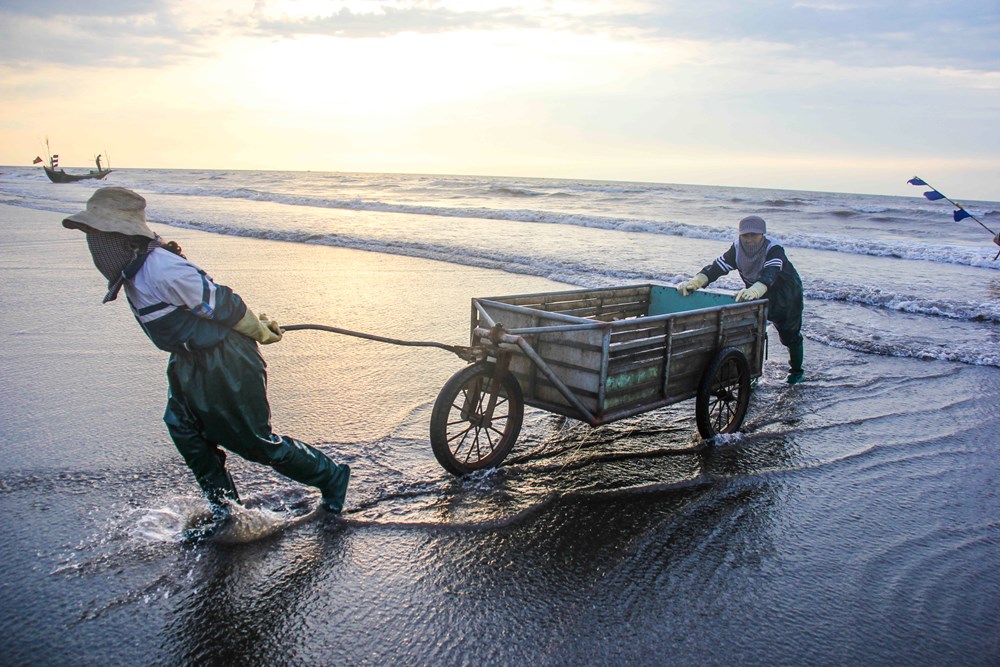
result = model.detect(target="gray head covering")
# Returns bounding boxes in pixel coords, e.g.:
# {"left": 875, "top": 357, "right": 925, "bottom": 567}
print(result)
{"left": 735, "top": 215, "right": 770, "bottom": 283}
{"left": 738, "top": 215, "right": 766, "bottom": 236}
{"left": 63, "top": 187, "right": 155, "bottom": 239}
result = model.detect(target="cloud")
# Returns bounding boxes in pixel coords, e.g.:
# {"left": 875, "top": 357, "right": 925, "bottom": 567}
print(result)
{"left": 1, "top": 0, "right": 997, "bottom": 74}
{"left": 0, "top": 0, "right": 171, "bottom": 18}
{"left": 0, "top": 0, "right": 230, "bottom": 67}
{"left": 255, "top": 5, "right": 539, "bottom": 38}
{"left": 249, "top": 1, "right": 1000, "bottom": 72}
{"left": 791, "top": 1, "right": 858, "bottom": 9}
{"left": 607, "top": 1, "right": 1000, "bottom": 72}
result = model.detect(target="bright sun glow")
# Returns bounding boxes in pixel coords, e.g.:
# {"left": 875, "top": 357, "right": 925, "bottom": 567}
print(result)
{"left": 0, "top": 0, "right": 997, "bottom": 199}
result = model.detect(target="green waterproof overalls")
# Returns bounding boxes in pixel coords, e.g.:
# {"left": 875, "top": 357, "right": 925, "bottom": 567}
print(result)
{"left": 163, "top": 332, "right": 350, "bottom": 513}
{"left": 121, "top": 246, "right": 349, "bottom": 515}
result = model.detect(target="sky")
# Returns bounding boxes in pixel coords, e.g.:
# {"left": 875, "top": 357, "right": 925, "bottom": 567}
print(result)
{"left": 1, "top": 0, "right": 998, "bottom": 200}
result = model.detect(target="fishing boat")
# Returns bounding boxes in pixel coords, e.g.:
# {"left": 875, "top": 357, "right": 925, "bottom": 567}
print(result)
{"left": 37, "top": 139, "right": 112, "bottom": 183}
{"left": 42, "top": 165, "right": 113, "bottom": 183}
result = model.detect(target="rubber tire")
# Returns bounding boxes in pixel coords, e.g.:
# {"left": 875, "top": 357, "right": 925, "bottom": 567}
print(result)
{"left": 430, "top": 362, "right": 524, "bottom": 476}
{"left": 695, "top": 347, "right": 751, "bottom": 438}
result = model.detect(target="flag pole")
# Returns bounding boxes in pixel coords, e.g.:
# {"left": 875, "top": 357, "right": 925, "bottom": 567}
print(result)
{"left": 909, "top": 176, "right": 995, "bottom": 235}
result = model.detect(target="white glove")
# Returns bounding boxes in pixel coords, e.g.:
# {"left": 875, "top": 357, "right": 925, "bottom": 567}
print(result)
{"left": 735, "top": 282, "right": 767, "bottom": 302}
{"left": 678, "top": 273, "right": 709, "bottom": 296}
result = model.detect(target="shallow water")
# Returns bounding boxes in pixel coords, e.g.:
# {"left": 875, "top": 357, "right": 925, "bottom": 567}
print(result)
{"left": 2, "top": 168, "right": 999, "bottom": 665}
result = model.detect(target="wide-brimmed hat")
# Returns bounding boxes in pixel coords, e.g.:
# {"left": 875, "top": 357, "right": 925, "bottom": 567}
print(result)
{"left": 63, "top": 187, "right": 155, "bottom": 239}
{"left": 738, "top": 215, "right": 766, "bottom": 235}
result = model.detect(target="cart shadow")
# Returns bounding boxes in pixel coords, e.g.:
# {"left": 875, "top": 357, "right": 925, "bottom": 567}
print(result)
{"left": 339, "top": 405, "right": 753, "bottom": 530}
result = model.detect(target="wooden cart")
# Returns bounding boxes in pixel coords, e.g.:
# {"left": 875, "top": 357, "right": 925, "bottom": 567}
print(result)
{"left": 429, "top": 284, "right": 767, "bottom": 475}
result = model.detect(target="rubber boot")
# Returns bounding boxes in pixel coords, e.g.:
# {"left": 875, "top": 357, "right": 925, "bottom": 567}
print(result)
{"left": 267, "top": 437, "right": 351, "bottom": 514}
{"left": 321, "top": 465, "right": 351, "bottom": 514}
{"left": 165, "top": 390, "right": 242, "bottom": 508}
{"left": 786, "top": 340, "right": 804, "bottom": 385}
{"left": 182, "top": 502, "right": 235, "bottom": 544}
{"left": 184, "top": 446, "right": 241, "bottom": 509}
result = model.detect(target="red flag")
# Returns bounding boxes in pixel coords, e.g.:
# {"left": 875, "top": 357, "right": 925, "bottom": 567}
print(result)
{"left": 32, "top": 156, "right": 42, "bottom": 164}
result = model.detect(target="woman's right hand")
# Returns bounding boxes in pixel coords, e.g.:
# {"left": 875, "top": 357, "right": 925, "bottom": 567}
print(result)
{"left": 678, "top": 273, "right": 709, "bottom": 296}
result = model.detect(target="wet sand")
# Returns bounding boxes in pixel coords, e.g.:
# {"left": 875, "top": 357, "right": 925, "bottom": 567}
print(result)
{"left": 2, "top": 203, "right": 999, "bottom": 665}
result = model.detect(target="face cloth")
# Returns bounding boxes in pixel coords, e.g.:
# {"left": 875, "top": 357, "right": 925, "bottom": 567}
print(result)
{"left": 735, "top": 235, "right": 768, "bottom": 283}
{"left": 86, "top": 232, "right": 163, "bottom": 303}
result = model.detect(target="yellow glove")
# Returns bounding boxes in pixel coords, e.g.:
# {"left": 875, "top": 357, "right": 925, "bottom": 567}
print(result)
{"left": 678, "top": 273, "right": 709, "bottom": 296}
{"left": 233, "top": 309, "right": 282, "bottom": 344}
{"left": 258, "top": 313, "right": 284, "bottom": 337}
{"left": 735, "top": 282, "right": 767, "bottom": 302}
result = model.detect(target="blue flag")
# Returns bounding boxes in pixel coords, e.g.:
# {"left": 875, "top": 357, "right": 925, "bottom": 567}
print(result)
{"left": 908, "top": 175, "right": 995, "bottom": 247}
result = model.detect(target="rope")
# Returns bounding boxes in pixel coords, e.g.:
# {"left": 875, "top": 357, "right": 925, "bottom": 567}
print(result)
{"left": 281, "top": 323, "right": 473, "bottom": 359}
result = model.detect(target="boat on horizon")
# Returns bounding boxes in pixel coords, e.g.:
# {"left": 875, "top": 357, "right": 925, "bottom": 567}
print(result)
{"left": 36, "top": 139, "right": 112, "bottom": 183}
{"left": 42, "top": 164, "right": 113, "bottom": 183}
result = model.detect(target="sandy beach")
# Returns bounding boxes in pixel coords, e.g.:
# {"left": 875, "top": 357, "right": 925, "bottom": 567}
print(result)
{"left": 3, "top": 201, "right": 999, "bottom": 665}
{"left": 0, "top": 202, "right": 570, "bottom": 458}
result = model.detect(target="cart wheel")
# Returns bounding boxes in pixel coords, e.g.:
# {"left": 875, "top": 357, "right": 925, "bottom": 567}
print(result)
{"left": 695, "top": 347, "right": 751, "bottom": 438}
{"left": 430, "top": 362, "right": 524, "bottom": 476}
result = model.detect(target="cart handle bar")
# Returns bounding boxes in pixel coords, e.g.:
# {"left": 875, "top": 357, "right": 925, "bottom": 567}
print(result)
{"left": 282, "top": 323, "right": 474, "bottom": 360}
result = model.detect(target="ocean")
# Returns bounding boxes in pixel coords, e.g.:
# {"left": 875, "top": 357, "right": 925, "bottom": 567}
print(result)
{"left": 4, "top": 167, "right": 999, "bottom": 366}
{"left": 1, "top": 167, "right": 998, "bottom": 665}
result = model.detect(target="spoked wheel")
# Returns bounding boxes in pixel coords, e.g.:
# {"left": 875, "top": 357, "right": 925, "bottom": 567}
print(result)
{"left": 695, "top": 347, "right": 751, "bottom": 438}
{"left": 430, "top": 361, "right": 524, "bottom": 476}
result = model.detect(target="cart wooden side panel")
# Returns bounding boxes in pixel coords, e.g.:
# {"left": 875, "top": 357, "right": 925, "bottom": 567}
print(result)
{"left": 473, "top": 284, "right": 766, "bottom": 425}
{"left": 602, "top": 304, "right": 761, "bottom": 411}
{"left": 473, "top": 300, "right": 606, "bottom": 416}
